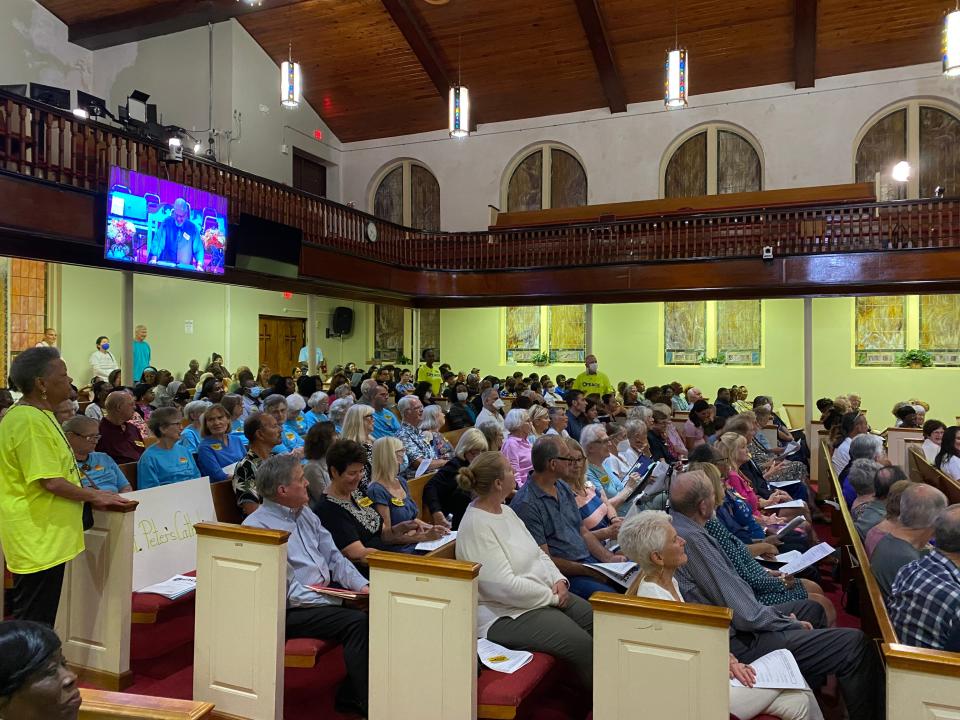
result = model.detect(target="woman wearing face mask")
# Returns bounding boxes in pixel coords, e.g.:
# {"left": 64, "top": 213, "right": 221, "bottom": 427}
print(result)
{"left": 0, "top": 620, "right": 83, "bottom": 720}
{"left": 88, "top": 336, "right": 118, "bottom": 384}
{"left": 444, "top": 384, "right": 477, "bottom": 430}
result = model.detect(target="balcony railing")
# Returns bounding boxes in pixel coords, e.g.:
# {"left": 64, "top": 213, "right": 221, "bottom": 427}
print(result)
{"left": 3, "top": 90, "right": 959, "bottom": 273}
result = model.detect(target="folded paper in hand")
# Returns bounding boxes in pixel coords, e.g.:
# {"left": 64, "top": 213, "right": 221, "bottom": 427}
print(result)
{"left": 731, "top": 649, "right": 807, "bottom": 690}
{"left": 780, "top": 440, "right": 801, "bottom": 456}
{"left": 763, "top": 499, "right": 806, "bottom": 510}
{"left": 137, "top": 574, "right": 196, "bottom": 600}
{"left": 768, "top": 479, "right": 801, "bottom": 488}
{"left": 415, "top": 531, "right": 457, "bottom": 552}
{"left": 415, "top": 459, "right": 433, "bottom": 479}
{"left": 221, "top": 462, "right": 238, "bottom": 475}
{"left": 477, "top": 638, "right": 533, "bottom": 674}
{"left": 778, "top": 542, "right": 836, "bottom": 575}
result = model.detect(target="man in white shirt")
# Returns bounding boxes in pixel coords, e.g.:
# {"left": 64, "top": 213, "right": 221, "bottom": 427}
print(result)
{"left": 35, "top": 327, "right": 57, "bottom": 348}
{"left": 89, "top": 336, "right": 119, "bottom": 383}
{"left": 475, "top": 388, "right": 505, "bottom": 435}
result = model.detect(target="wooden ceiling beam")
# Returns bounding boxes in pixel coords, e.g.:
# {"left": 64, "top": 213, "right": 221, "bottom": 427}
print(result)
{"left": 379, "top": 0, "right": 451, "bottom": 100}
{"left": 68, "top": 0, "right": 310, "bottom": 51}
{"left": 793, "top": 0, "right": 818, "bottom": 88}
{"left": 573, "top": 0, "right": 627, "bottom": 113}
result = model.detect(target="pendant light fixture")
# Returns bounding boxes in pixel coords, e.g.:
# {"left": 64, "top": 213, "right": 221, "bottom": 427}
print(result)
{"left": 944, "top": 5, "right": 960, "bottom": 76}
{"left": 281, "top": 40, "right": 301, "bottom": 108}
{"left": 449, "top": 34, "right": 470, "bottom": 138}
{"left": 664, "top": 0, "right": 688, "bottom": 108}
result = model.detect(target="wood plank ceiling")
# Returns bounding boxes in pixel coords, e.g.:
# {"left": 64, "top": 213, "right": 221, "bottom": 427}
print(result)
{"left": 36, "top": 0, "right": 948, "bottom": 142}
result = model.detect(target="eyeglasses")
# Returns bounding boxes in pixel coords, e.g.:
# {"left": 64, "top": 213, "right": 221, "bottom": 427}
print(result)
{"left": 553, "top": 456, "right": 581, "bottom": 463}
{"left": 71, "top": 433, "right": 101, "bottom": 441}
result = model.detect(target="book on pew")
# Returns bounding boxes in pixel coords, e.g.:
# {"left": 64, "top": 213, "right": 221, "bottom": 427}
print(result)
{"left": 307, "top": 585, "right": 368, "bottom": 602}
{"left": 415, "top": 530, "right": 457, "bottom": 552}
{"left": 762, "top": 499, "right": 806, "bottom": 510}
{"left": 768, "top": 479, "right": 801, "bottom": 489}
{"left": 586, "top": 561, "right": 639, "bottom": 588}
{"left": 730, "top": 649, "right": 807, "bottom": 690}
{"left": 137, "top": 574, "right": 196, "bottom": 600}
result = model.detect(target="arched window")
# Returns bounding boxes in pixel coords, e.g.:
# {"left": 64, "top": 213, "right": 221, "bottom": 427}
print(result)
{"left": 502, "top": 143, "right": 587, "bottom": 212}
{"left": 369, "top": 160, "right": 440, "bottom": 231}
{"left": 661, "top": 124, "right": 762, "bottom": 199}
{"left": 855, "top": 100, "right": 960, "bottom": 200}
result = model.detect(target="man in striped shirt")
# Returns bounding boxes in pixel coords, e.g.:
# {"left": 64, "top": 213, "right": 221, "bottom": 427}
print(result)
{"left": 888, "top": 504, "right": 960, "bottom": 652}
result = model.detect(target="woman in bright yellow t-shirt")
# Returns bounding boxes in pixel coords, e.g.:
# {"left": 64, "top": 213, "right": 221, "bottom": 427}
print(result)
{"left": 0, "top": 347, "right": 134, "bottom": 626}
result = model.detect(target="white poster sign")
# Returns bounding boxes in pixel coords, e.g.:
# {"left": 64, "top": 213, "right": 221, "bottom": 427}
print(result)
{"left": 126, "top": 476, "right": 216, "bottom": 591}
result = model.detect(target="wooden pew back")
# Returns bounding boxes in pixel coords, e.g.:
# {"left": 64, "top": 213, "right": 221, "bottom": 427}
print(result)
{"left": 210, "top": 479, "right": 243, "bottom": 524}
{"left": 908, "top": 448, "right": 960, "bottom": 504}
{"left": 884, "top": 426, "right": 923, "bottom": 474}
{"left": 406, "top": 470, "right": 435, "bottom": 522}
{"left": 117, "top": 462, "right": 138, "bottom": 491}
{"left": 79, "top": 689, "right": 214, "bottom": 719}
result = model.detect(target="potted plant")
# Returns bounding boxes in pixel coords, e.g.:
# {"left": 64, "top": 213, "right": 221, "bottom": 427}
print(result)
{"left": 698, "top": 353, "right": 727, "bottom": 366}
{"left": 896, "top": 349, "right": 933, "bottom": 369}
{"left": 531, "top": 352, "right": 551, "bottom": 367}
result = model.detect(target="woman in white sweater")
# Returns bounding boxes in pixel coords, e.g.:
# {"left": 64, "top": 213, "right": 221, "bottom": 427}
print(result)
{"left": 455, "top": 451, "right": 594, "bottom": 689}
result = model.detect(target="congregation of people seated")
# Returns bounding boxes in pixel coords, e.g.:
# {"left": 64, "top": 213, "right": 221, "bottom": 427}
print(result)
{"left": 136, "top": 406, "right": 200, "bottom": 489}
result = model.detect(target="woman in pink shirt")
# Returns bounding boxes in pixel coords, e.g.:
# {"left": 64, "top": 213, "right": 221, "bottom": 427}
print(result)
{"left": 715, "top": 432, "right": 791, "bottom": 521}
{"left": 501, "top": 409, "right": 534, "bottom": 486}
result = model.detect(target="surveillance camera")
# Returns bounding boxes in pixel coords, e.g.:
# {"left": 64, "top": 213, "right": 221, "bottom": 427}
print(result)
{"left": 762, "top": 246, "right": 774, "bottom": 260}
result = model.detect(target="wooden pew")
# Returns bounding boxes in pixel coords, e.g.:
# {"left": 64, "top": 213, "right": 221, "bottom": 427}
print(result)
{"left": 832, "top": 445, "right": 960, "bottom": 718}
{"left": 814, "top": 430, "right": 829, "bottom": 498}
{"left": 908, "top": 448, "right": 960, "bottom": 504}
{"left": 79, "top": 688, "right": 214, "bottom": 719}
{"left": 781, "top": 403, "right": 806, "bottom": 432}
{"left": 407, "top": 470, "right": 435, "bottom": 522}
{"left": 591, "top": 593, "right": 732, "bottom": 720}
{"left": 884, "top": 426, "right": 923, "bottom": 474}
{"left": 117, "top": 462, "right": 138, "bottom": 491}
{"left": 443, "top": 426, "right": 469, "bottom": 449}
{"left": 56, "top": 503, "right": 139, "bottom": 690}
{"left": 210, "top": 478, "right": 243, "bottom": 525}
{"left": 759, "top": 424, "right": 779, "bottom": 448}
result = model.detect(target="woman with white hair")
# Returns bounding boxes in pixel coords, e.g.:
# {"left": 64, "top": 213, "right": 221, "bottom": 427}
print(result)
{"left": 341, "top": 404, "right": 374, "bottom": 494}
{"left": 580, "top": 423, "right": 641, "bottom": 515}
{"left": 619, "top": 511, "right": 824, "bottom": 720}
{"left": 500, "top": 408, "right": 534, "bottom": 487}
{"left": 420, "top": 404, "right": 453, "bottom": 459}
{"left": 179, "top": 399, "right": 212, "bottom": 454}
{"left": 285, "top": 393, "right": 308, "bottom": 438}
{"left": 304, "top": 391, "right": 330, "bottom": 431}
{"left": 328, "top": 396, "right": 354, "bottom": 435}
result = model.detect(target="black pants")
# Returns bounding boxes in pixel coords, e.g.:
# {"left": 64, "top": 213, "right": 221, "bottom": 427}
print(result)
{"left": 286, "top": 605, "right": 369, "bottom": 711}
{"left": 12, "top": 563, "right": 66, "bottom": 627}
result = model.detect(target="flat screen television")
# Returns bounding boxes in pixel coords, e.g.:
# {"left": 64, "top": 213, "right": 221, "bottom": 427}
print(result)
{"left": 105, "top": 167, "right": 227, "bottom": 275}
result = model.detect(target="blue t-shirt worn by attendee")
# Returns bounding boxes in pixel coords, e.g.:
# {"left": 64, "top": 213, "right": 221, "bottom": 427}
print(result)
{"left": 179, "top": 425, "right": 202, "bottom": 454}
{"left": 368, "top": 477, "right": 419, "bottom": 526}
{"left": 274, "top": 425, "right": 306, "bottom": 455}
{"left": 197, "top": 435, "right": 247, "bottom": 482}
{"left": 371, "top": 407, "right": 400, "bottom": 439}
{"left": 289, "top": 415, "right": 308, "bottom": 438}
{"left": 133, "top": 341, "right": 151, "bottom": 383}
{"left": 137, "top": 443, "right": 201, "bottom": 490}
{"left": 303, "top": 410, "right": 329, "bottom": 432}
{"left": 78, "top": 451, "right": 129, "bottom": 493}
{"left": 229, "top": 418, "right": 249, "bottom": 449}
{"left": 298, "top": 346, "right": 324, "bottom": 365}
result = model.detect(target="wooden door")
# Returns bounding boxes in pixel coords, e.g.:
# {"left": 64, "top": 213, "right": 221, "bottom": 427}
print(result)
{"left": 292, "top": 148, "right": 327, "bottom": 198}
{"left": 258, "top": 315, "right": 305, "bottom": 379}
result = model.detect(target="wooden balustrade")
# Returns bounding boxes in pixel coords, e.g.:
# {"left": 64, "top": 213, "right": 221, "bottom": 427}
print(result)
{"left": 4, "top": 90, "right": 960, "bottom": 276}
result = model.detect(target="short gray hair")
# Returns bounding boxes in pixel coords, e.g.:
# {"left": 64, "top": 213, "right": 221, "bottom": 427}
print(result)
{"left": 285, "top": 393, "right": 306, "bottom": 413}
{"left": 547, "top": 406, "right": 566, "bottom": 419}
{"left": 184, "top": 399, "right": 212, "bottom": 421}
{"left": 623, "top": 419, "right": 647, "bottom": 437}
{"left": 9, "top": 346, "right": 60, "bottom": 395}
{"left": 420, "top": 404, "right": 445, "bottom": 432}
{"left": 308, "top": 391, "right": 329, "bottom": 410}
{"left": 481, "top": 388, "right": 499, "bottom": 403}
{"left": 455, "top": 428, "right": 488, "bottom": 459}
{"left": 627, "top": 405, "right": 653, "bottom": 423}
{"left": 328, "top": 397, "right": 354, "bottom": 426}
{"left": 333, "top": 384, "right": 354, "bottom": 400}
{"left": 255, "top": 453, "right": 301, "bottom": 499}
{"left": 848, "top": 458, "right": 882, "bottom": 496}
{"left": 900, "top": 484, "right": 947, "bottom": 529}
{"left": 934, "top": 504, "right": 960, "bottom": 552}
{"left": 397, "top": 395, "right": 420, "bottom": 416}
{"left": 579, "top": 423, "right": 607, "bottom": 448}
{"left": 503, "top": 408, "right": 529, "bottom": 432}
{"left": 360, "top": 378, "right": 379, "bottom": 400}
{"left": 618, "top": 510, "right": 674, "bottom": 576}
{"left": 849, "top": 433, "right": 884, "bottom": 462}
{"left": 262, "top": 394, "right": 287, "bottom": 412}
{"left": 63, "top": 415, "right": 98, "bottom": 434}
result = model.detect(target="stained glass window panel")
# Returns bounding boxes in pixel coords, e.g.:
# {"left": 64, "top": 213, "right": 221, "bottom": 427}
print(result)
{"left": 505, "top": 306, "right": 541, "bottom": 363}
{"left": 373, "top": 166, "right": 403, "bottom": 225}
{"left": 419, "top": 308, "right": 440, "bottom": 361}
{"left": 507, "top": 152, "right": 543, "bottom": 212}
{"left": 919, "top": 107, "right": 960, "bottom": 200}
{"left": 855, "top": 109, "right": 906, "bottom": 200}
{"left": 717, "top": 130, "right": 761, "bottom": 195}
{"left": 664, "top": 132, "right": 707, "bottom": 199}
{"left": 920, "top": 295, "right": 960, "bottom": 366}
{"left": 374, "top": 305, "right": 405, "bottom": 361}
{"left": 664, "top": 301, "right": 706, "bottom": 365}
{"left": 717, "top": 300, "right": 761, "bottom": 365}
{"left": 855, "top": 296, "right": 905, "bottom": 366}
{"left": 548, "top": 305, "right": 586, "bottom": 362}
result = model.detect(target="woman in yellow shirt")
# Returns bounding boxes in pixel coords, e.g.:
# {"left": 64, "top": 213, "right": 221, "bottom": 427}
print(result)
{"left": 0, "top": 347, "right": 133, "bottom": 626}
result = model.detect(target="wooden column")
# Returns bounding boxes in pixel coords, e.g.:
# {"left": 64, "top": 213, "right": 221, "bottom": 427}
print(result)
{"left": 591, "top": 593, "right": 732, "bottom": 720}
{"left": 368, "top": 552, "right": 480, "bottom": 720}
{"left": 57, "top": 504, "right": 139, "bottom": 690}
{"left": 193, "top": 522, "right": 289, "bottom": 720}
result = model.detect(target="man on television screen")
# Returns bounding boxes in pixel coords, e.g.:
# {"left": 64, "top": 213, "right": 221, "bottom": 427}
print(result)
{"left": 151, "top": 198, "right": 203, "bottom": 270}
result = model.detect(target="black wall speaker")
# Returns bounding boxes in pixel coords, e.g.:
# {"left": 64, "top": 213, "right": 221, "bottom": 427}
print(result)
{"left": 332, "top": 306, "right": 353, "bottom": 335}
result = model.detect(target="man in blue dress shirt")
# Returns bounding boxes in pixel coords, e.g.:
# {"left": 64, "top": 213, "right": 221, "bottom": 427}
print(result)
{"left": 243, "top": 454, "right": 370, "bottom": 716}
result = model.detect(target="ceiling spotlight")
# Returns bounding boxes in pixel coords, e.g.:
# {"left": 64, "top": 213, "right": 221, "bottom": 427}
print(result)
{"left": 193, "top": 141, "right": 202, "bottom": 154}
{"left": 166, "top": 136, "right": 183, "bottom": 163}
{"left": 891, "top": 161, "right": 911, "bottom": 183}
{"left": 72, "top": 107, "right": 89, "bottom": 120}
{"left": 238, "top": 0, "right": 262, "bottom": 5}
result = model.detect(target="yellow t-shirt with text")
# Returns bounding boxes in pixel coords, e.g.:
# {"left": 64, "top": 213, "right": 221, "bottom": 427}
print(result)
{"left": 571, "top": 371, "right": 614, "bottom": 396}
{"left": 417, "top": 364, "right": 443, "bottom": 395}
{"left": 0, "top": 406, "right": 85, "bottom": 573}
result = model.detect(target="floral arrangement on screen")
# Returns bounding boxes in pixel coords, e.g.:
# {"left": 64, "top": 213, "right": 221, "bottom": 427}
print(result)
{"left": 106, "top": 218, "right": 136, "bottom": 260}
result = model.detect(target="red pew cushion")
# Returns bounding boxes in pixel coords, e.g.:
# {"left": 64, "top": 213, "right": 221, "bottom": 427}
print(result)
{"left": 477, "top": 652, "right": 555, "bottom": 711}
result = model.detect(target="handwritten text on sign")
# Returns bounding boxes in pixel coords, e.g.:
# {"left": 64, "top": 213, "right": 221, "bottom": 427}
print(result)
{"left": 126, "top": 477, "right": 216, "bottom": 591}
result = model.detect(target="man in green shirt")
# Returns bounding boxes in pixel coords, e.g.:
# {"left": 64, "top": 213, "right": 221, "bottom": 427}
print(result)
{"left": 416, "top": 348, "right": 443, "bottom": 395}
{"left": 571, "top": 354, "right": 614, "bottom": 396}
